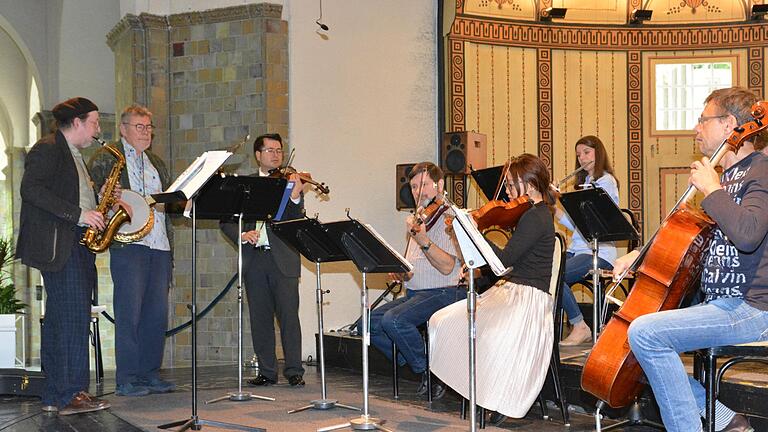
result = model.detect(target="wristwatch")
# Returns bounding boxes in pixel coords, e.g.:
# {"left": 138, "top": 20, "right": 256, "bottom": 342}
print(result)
{"left": 421, "top": 241, "right": 433, "bottom": 252}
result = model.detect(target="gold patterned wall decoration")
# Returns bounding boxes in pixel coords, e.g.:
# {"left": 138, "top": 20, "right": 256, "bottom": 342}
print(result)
{"left": 537, "top": 48, "right": 553, "bottom": 170}
{"left": 550, "top": 0, "right": 628, "bottom": 24}
{"left": 463, "top": 0, "right": 537, "bottom": 20}
{"left": 748, "top": 47, "right": 765, "bottom": 99}
{"left": 648, "top": 0, "right": 747, "bottom": 24}
{"left": 445, "top": 8, "right": 768, "bottom": 237}
{"left": 450, "top": 40, "right": 466, "bottom": 131}
{"left": 627, "top": 51, "right": 643, "bottom": 232}
{"left": 550, "top": 51, "right": 630, "bottom": 203}
{"left": 450, "top": 17, "right": 768, "bottom": 51}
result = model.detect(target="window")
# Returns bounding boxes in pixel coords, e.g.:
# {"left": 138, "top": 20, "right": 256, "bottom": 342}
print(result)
{"left": 29, "top": 77, "right": 40, "bottom": 145}
{"left": 654, "top": 61, "right": 734, "bottom": 132}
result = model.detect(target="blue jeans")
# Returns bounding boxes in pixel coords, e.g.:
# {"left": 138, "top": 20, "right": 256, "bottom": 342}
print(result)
{"left": 367, "top": 287, "right": 466, "bottom": 374}
{"left": 628, "top": 297, "right": 768, "bottom": 432}
{"left": 111, "top": 245, "right": 172, "bottom": 386}
{"left": 562, "top": 252, "right": 612, "bottom": 325}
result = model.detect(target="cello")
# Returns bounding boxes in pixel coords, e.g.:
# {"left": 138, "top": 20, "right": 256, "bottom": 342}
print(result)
{"left": 581, "top": 101, "right": 768, "bottom": 408}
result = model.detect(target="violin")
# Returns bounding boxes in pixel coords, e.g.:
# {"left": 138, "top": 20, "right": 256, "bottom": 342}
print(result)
{"left": 410, "top": 196, "right": 449, "bottom": 235}
{"left": 470, "top": 195, "right": 533, "bottom": 231}
{"left": 269, "top": 166, "right": 330, "bottom": 195}
{"left": 466, "top": 159, "right": 534, "bottom": 231}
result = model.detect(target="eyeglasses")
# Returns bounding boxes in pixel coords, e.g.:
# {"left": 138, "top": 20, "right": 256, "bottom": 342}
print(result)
{"left": 259, "top": 148, "right": 283, "bottom": 155}
{"left": 697, "top": 115, "right": 727, "bottom": 125}
{"left": 122, "top": 123, "right": 155, "bottom": 132}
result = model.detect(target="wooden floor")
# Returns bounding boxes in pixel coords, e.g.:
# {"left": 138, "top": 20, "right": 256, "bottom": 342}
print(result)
{"left": 0, "top": 363, "right": 662, "bottom": 432}
{"left": 1, "top": 338, "right": 766, "bottom": 431}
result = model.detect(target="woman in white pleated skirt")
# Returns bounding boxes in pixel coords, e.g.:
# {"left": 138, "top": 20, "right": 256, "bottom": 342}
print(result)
{"left": 429, "top": 153, "right": 557, "bottom": 418}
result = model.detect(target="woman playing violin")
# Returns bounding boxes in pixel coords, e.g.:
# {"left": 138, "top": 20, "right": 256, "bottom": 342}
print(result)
{"left": 429, "top": 153, "right": 558, "bottom": 422}
{"left": 556, "top": 135, "right": 620, "bottom": 345}
{"left": 613, "top": 87, "right": 768, "bottom": 432}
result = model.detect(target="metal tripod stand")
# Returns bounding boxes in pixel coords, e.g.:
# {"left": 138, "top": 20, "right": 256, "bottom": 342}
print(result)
{"left": 289, "top": 262, "right": 359, "bottom": 414}
{"left": 206, "top": 215, "right": 275, "bottom": 405}
{"left": 318, "top": 273, "right": 393, "bottom": 432}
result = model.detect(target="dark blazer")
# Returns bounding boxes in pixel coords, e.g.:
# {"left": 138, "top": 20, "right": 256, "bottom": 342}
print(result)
{"left": 16, "top": 131, "right": 97, "bottom": 272}
{"left": 87, "top": 139, "right": 174, "bottom": 249}
{"left": 220, "top": 173, "right": 304, "bottom": 278}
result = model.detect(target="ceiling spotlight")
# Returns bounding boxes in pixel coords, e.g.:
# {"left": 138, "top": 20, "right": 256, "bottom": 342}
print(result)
{"left": 316, "top": 0, "right": 329, "bottom": 31}
{"left": 540, "top": 7, "right": 567, "bottom": 21}
{"left": 630, "top": 9, "right": 653, "bottom": 24}
{"left": 751, "top": 4, "right": 768, "bottom": 20}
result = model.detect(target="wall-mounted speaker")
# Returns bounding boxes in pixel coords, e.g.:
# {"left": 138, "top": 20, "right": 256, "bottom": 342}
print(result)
{"left": 395, "top": 163, "right": 417, "bottom": 210}
{"left": 441, "top": 131, "right": 488, "bottom": 174}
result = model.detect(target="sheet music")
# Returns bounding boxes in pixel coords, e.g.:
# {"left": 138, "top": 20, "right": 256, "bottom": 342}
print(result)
{"left": 167, "top": 150, "right": 232, "bottom": 202}
{"left": 363, "top": 224, "right": 414, "bottom": 273}
{"left": 450, "top": 205, "right": 512, "bottom": 276}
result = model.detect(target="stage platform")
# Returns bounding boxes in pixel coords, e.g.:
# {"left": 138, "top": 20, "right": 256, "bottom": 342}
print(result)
{"left": 321, "top": 330, "right": 768, "bottom": 430}
{"left": 0, "top": 333, "right": 765, "bottom": 431}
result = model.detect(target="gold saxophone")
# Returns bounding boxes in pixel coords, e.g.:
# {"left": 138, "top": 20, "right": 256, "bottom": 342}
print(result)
{"left": 81, "top": 140, "right": 153, "bottom": 253}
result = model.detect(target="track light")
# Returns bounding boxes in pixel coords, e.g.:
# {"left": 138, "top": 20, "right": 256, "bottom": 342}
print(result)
{"left": 630, "top": 9, "right": 653, "bottom": 24}
{"left": 540, "top": 7, "right": 567, "bottom": 21}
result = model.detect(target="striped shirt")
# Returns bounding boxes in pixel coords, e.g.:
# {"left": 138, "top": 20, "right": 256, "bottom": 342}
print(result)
{"left": 404, "top": 210, "right": 462, "bottom": 290}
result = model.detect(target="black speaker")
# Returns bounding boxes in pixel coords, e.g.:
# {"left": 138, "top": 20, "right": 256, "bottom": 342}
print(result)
{"left": 441, "top": 131, "right": 487, "bottom": 174}
{"left": 396, "top": 163, "right": 417, "bottom": 210}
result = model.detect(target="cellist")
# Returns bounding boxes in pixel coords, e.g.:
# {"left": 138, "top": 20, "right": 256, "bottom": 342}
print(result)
{"left": 613, "top": 87, "right": 768, "bottom": 432}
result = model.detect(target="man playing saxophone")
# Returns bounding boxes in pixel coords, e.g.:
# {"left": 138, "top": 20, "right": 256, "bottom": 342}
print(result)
{"left": 16, "top": 97, "right": 112, "bottom": 415}
{"left": 88, "top": 104, "right": 175, "bottom": 397}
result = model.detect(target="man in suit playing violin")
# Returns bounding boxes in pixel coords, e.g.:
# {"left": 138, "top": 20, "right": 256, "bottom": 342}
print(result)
{"left": 614, "top": 87, "right": 768, "bottom": 432}
{"left": 366, "top": 161, "right": 465, "bottom": 399}
{"left": 220, "top": 133, "right": 307, "bottom": 387}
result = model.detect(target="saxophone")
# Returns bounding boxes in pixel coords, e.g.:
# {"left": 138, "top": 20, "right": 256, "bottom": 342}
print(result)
{"left": 81, "top": 140, "right": 133, "bottom": 253}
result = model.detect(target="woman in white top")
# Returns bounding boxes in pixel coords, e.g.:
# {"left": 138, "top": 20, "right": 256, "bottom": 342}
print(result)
{"left": 557, "top": 136, "right": 620, "bottom": 345}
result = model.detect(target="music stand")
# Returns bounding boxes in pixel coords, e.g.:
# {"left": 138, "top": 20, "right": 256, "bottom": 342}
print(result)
{"left": 270, "top": 217, "right": 360, "bottom": 414}
{"left": 470, "top": 165, "right": 509, "bottom": 202}
{"left": 317, "top": 218, "right": 412, "bottom": 432}
{"left": 450, "top": 205, "right": 512, "bottom": 432}
{"left": 203, "top": 174, "right": 289, "bottom": 407}
{"left": 158, "top": 173, "right": 287, "bottom": 432}
{"left": 559, "top": 187, "right": 638, "bottom": 343}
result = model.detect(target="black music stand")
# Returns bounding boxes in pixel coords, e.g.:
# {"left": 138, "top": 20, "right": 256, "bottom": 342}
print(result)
{"left": 470, "top": 165, "right": 509, "bottom": 202}
{"left": 270, "top": 217, "right": 360, "bottom": 414}
{"left": 158, "top": 174, "right": 287, "bottom": 432}
{"left": 317, "top": 218, "right": 412, "bottom": 432}
{"left": 559, "top": 187, "right": 638, "bottom": 343}
{"left": 449, "top": 204, "right": 512, "bottom": 432}
{"left": 203, "top": 175, "right": 288, "bottom": 407}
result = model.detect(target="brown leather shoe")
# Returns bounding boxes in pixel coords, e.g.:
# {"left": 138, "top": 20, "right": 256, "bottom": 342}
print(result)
{"left": 59, "top": 391, "right": 111, "bottom": 416}
{"left": 722, "top": 414, "right": 754, "bottom": 432}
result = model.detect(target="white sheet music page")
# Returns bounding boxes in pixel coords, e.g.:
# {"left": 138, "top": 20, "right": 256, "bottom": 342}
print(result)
{"left": 168, "top": 150, "right": 231, "bottom": 201}
{"left": 363, "top": 224, "right": 414, "bottom": 273}
{"left": 450, "top": 205, "right": 512, "bottom": 277}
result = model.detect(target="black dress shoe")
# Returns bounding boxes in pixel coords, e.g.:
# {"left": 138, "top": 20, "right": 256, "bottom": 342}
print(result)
{"left": 723, "top": 414, "right": 754, "bottom": 432}
{"left": 247, "top": 375, "right": 276, "bottom": 386}
{"left": 489, "top": 411, "right": 507, "bottom": 427}
{"left": 288, "top": 375, "right": 305, "bottom": 387}
{"left": 431, "top": 378, "right": 447, "bottom": 400}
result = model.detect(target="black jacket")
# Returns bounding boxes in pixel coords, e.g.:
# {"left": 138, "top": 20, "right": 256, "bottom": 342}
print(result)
{"left": 220, "top": 173, "right": 304, "bottom": 278}
{"left": 16, "top": 131, "right": 97, "bottom": 272}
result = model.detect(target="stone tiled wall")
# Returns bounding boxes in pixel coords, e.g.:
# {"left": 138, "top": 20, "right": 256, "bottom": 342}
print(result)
{"left": 107, "top": 3, "right": 288, "bottom": 367}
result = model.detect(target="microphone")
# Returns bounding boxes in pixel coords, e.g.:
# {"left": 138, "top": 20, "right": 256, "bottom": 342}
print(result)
{"left": 316, "top": 19, "right": 329, "bottom": 31}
